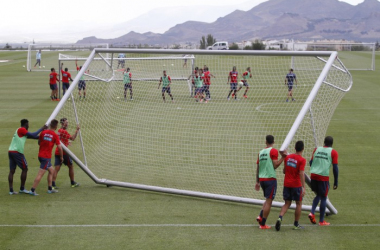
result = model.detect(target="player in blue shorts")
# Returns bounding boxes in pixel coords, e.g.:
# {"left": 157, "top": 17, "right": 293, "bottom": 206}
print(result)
{"left": 158, "top": 70, "right": 174, "bottom": 103}
{"left": 275, "top": 141, "right": 306, "bottom": 231}
{"left": 308, "top": 136, "right": 339, "bottom": 226}
{"left": 117, "top": 53, "right": 126, "bottom": 69}
{"left": 285, "top": 68, "right": 297, "bottom": 102}
{"left": 29, "top": 119, "right": 63, "bottom": 195}
{"left": 76, "top": 60, "right": 87, "bottom": 100}
{"left": 8, "top": 119, "right": 46, "bottom": 195}
{"left": 227, "top": 66, "right": 238, "bottom": 100}
{"left": 123, "top": 68, "right": 133, "bottom": 100}
{"left": 255, "top": 135, "right": 285, "bottom": 229}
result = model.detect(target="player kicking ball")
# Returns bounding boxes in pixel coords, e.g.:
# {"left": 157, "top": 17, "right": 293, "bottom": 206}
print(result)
{"left": 234, "top": 67, "right": 251, "bottom": 99}
{"left": 275, "top": 141, "right": 306, "bottom": 231}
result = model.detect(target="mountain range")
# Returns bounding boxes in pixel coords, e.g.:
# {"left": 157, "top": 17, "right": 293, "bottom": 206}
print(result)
{"left": 77, "top": 0, "right": 380, "bottom": 46}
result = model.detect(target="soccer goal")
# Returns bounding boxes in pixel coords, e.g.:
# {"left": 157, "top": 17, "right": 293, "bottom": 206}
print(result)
{"left": 26, "top": 43, "right": 109, "bottom": 72}
{"left": 47, "top": 49, "right": 352, "bottom": 215}
{"left": 292, "top": 42, "right": 376, "bottom": 71}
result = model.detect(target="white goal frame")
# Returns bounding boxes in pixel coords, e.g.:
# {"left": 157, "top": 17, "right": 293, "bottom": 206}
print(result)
{"left": 47, "top": 49, "right": 353, "bottom": 215}
{"left": 26, "top": 43, "right": 109, "bottom": 72}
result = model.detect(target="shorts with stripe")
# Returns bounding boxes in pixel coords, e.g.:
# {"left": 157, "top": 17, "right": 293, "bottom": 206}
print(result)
{"left": 260, "top": 179, "right": 277, "bottom": 200}
{"left": 9, "top": 151, "right": 28, "bottom": 170}
{"left": 311, "top": 179, "right": 329, "bottom": 197}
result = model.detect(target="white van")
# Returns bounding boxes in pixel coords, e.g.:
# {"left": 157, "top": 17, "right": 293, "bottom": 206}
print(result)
{"left": 207, "top": 41, "right": 229, "bottom": 50}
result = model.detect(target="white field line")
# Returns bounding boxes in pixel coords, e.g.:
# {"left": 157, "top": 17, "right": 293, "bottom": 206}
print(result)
{"left": 0, "top": 224, "right": 379, "bottom": 228}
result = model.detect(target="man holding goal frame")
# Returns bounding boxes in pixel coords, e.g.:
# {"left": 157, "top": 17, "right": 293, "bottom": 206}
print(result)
{"left": 255, "top": 135, "right": 285, "bottom": 229}
{"left": 275, "top": 141, "right": 306, "bottom": 231}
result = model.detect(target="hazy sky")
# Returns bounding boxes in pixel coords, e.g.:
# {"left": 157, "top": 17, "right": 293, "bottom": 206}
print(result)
{"left": 0, "top": 0, "right": 369, "bottom": 43}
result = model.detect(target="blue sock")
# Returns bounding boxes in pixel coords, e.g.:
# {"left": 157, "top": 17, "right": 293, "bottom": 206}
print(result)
{"left": 260, "top": 210, "right": 263, "bottom": 218}
{"left": 10, "top": 187, "right": 14, "bottom": 193}
{"left": 52, "top": 181, "right": 55, "bottom": 187}
{"left": 31, "top": 188, "right": 35, "bottom": 192}
{"left": 294, "top": 221, "right": 299, "bottom": 227}
{"left": 279, "top": 215, "right": 283, "bottom": 220}
{"left": 311, "top": 196, "right": 320, "bottom": 214}
{"left": 320, "top": 197, "right": 327, "bottom": 222}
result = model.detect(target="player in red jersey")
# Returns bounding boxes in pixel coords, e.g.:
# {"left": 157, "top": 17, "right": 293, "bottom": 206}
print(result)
{"left": 227, "top": 66, "right": 238, "bottom": 100}
{"left": 61, "top": 63, "right": 73, "bottom": 96}
{"left": 49, "top": 68, "right": 59, "bottom": 101}
{"left": 275, "top": 141, "right": 306, "bottom": 231}
{"left": 203, "top": 66, "right": 215, "bottom": 101}
{"left": 29, "top": 119, "right": 63, "bottom": 196}
{"left": 52, "top": 118, "right": 80, "bottom": 189}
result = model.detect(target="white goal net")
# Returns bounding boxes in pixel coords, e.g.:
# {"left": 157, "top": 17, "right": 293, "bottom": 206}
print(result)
{"left": 292, "top": 42, "right": 376, "bottom": 71}
{"left": 47, "top": 49, "right": 352, "bottom": 215}
{"left": 26, "top": 43, "right": 109, "bottom": 72}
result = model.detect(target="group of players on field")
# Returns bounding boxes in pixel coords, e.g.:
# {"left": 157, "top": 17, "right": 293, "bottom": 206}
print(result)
{"left": 49, "top": 60, "right": 87, "bottom": 101}
{"left": 255, "top": 135, "right": 339, "bottom": 230}
{"left": 48, "top": 56, "right": 298, "bottom": 103}
{"left": 8, "top": 119, "right": 339, "bottom": 230}
{"left": 8, "top": 118, "right": 80, "bottom": 196}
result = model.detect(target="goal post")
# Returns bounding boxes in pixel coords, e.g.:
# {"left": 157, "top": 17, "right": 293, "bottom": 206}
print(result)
{"left": 47, "top": 49, "right": 352, "bottom": 215}
{"left": 26, "top": 43, "right": 109, "bottom": 72}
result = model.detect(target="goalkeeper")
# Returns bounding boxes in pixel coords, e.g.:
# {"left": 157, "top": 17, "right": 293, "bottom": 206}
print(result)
{"left": 285, "top": 68, "right": 297, "bottom": 102}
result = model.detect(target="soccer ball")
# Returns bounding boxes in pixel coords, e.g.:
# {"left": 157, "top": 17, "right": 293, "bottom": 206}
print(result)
{"left": 22, "top": 65, "right": 25, "bottom": 68}
{"left": 239, "top": 81, "right": 244, "bottom": 87}
{"left": 171, "top": 64, "right": 174, "bottom": 66}
{"left": 43, "top": 65, "right": 45, "bottom": 68}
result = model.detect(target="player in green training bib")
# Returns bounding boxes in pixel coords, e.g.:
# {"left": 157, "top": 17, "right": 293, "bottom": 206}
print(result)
{"left": 123, "top": 68, "right": 133, "bottom": 100}
{"left": 255, "top": 135, "right": 285, "bottom": 229}
{"left": 158, "top": 70, "right": 174, "bottom": 102}
{"left": 8, "top": 119, "right": 46, "bottom": 195}
{"left": 308, "top": 136, "right": 339, "bottom": 226}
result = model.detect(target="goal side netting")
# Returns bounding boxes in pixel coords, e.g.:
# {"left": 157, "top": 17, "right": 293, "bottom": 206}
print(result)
{"left": 47, "top": 49, "right": 352, "bottom": 215}
{"left": 26, "top": 43, "right": 109, "bottom": 72}
{"left": 292, "top": 42, "right": 376, "bottom": 71}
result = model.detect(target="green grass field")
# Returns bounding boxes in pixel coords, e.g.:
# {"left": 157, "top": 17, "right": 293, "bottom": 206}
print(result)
{"left": 1, "top": 50, "right": 380, "bottom": 250}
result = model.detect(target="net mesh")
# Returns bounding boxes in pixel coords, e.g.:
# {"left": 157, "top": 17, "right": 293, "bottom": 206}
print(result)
{"left": 54, "top": 50, "right": 351, "bottom": 208}
{"left": 27, "top": 43, "right": 108, "bottom": 72}
{"left": 292, "top": 43, "right": 375, "bottom": 71}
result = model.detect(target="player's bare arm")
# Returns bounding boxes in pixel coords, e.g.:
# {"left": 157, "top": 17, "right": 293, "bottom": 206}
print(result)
{"left": 255, "top": 163, "right": 260, "bottom": 191}
{"left": 300, "top": 170, "right": 305, "bottom": 197}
